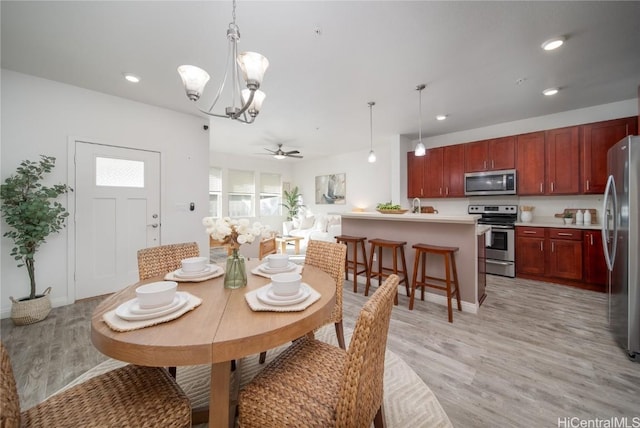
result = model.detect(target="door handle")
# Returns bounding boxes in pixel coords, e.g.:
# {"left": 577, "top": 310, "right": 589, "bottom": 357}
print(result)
{"left": 147, "top": 223, "right": 159, "bottom": 228}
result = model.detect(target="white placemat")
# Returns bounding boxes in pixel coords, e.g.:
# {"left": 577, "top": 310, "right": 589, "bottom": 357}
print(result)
{"left": 164, "top": 265, "right": 224, "bottom": 282}
{"left": 244, "top": 283, "right": 320, "bottom": 312}
{"left": 102, "top": 292, "right": 202, "bottom": 332}
{"left": 250, "top": 263, "right": 303, "bottom": 279}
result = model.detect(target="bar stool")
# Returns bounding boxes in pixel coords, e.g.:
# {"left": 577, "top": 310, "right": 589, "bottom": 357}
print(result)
{"left": 410, "top": 243, "right": 461, "bottom": 323}
{"left": 334, "top": 235, "right": 370, "bottom": 293}
{"left": 366, "top": 238, "right": 410, "bottom": 305}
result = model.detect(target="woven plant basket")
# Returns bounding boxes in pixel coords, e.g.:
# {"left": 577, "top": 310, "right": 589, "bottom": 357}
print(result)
{"left": 10, "top": 287, "right": 52, "bottom": 326}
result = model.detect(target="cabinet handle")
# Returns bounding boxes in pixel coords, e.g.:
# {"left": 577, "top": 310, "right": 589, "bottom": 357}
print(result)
{"left": 551, "top": 242, "right": 555, "bottom": 252}
{"left": 586, "top": 180, "right": 590, "bottom": 191}
{"left": 491, "top": 159, "right": 495, "bottom": 169}
{"left": 590, "top": 234, "right": 594, "bottom": 245}
{"left": 445, "top": 187, "right": 449, "bottom": 196}
{"left": 524, "top": 231, "right": 537, "bottom": 234}
{"left": 540, "top": 183, "right": 543, "bottom": 193}
{"left": 439, "top": 187, "right": 443, "bottom": 195}
{"left": 540, "top": 242, "right": 543, "bottom": 251}
{"left": 484, "top": 160, "right": 487, "bottom": 169}
{"left": 551, "top": 182, "right": 554, "bottom": 192}
{"left": 557, "top": 232, "right": 573, "bottom": 237}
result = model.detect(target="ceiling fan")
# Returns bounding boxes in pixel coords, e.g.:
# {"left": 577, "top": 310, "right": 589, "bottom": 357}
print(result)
{"left": 262, "top": 144, "right": 303, "bottom": 159}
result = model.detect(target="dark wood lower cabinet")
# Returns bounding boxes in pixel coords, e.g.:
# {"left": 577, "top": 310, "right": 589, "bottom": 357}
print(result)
{"left": 516, "top": 226, "right": 606, "bottom": 292}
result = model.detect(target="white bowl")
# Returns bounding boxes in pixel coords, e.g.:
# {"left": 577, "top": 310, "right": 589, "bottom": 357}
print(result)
{"left": 266, "top": 254, "right": 289, "bottom": 268}
{"left": 181, "top": 256, "right": 208, "bottom": 272}
{"left": 136, "top": 281, "right": 178, "bottom": 309}
{"left": 270, "top": 273, "right": 301, "bottom": 296}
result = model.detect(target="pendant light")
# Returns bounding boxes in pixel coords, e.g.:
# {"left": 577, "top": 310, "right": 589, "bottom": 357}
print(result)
{"left": 367, "top": 101, "right": 377, "bottom": 163}
{"left": 415, "top": 84, "right": 426, "bottom": 156}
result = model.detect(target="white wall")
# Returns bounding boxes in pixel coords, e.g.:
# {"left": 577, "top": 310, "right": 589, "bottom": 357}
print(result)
{"left": 289, "top": 140, "right": 394, "bottom": 217}
{"left": 1, "top": 70, "right": 209, "bottom": 316}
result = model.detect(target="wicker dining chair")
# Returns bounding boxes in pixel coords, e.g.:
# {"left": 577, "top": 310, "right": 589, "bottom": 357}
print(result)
{"left": 258, "top": 239, "right": 347, "bottom": 364}
{"left": 239, "top": 274, "right": 399, "bottom": 428}
{"left": 0, "top": 342, "right": 191, "bottom": 428}
{"left": 137, "top": 242, "right": 200, "bottom": 280}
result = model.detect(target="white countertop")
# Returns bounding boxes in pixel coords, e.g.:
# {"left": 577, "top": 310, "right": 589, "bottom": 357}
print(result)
{"left": 340, "top": 211, "right": 480, "bottom": 225}
{"left": 514, "top": 220, "right": 601, "bottom": 230}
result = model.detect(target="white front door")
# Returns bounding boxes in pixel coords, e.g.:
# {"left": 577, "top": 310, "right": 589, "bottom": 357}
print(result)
{"left": 75, "top": 142, "right": 161, "bottom": 299}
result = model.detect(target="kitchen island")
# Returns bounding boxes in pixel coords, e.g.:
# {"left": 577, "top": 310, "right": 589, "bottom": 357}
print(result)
{"left": 340, "top": 211, "right": 484, "bottom": 313}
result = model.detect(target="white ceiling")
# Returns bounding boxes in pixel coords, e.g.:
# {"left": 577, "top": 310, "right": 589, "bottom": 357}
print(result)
{"left": 2, "top": 1, "right": 639, "bottom": 161}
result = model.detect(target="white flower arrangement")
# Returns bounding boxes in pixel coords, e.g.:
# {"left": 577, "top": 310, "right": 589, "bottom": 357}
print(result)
{"left": 203, "top": 217, "right": 268, "bottom": 251}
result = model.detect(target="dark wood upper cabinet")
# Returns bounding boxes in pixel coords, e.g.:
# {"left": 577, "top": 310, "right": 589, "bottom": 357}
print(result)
{"left": 546, "top": 126, "right": 580, "bottom": 194}
{"left": 424, "top": 147, "right": 444, "bottom": 198}
{"left": 581, "top": 117, "right": 638, "bottom": 194}
{"left": 443, "top": 144, "right": 465, "bottom": 197}
{"left": 464, "top": 136, "right": 515, "bottom": 172}
{"left": 516, "top": 132, "right": 545, "bottom": 195}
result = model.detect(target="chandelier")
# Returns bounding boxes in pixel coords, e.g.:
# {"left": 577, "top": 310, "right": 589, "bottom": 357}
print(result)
{"left": 415, "top": 84, "right": 426, "bottom": 156}
{"left": 177, "top": 0, "right": 269, "bottom": 124}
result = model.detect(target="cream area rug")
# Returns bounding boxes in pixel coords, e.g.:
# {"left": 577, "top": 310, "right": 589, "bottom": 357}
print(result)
{"left": 60, "top": 326, "right": 452, "bottom": 428}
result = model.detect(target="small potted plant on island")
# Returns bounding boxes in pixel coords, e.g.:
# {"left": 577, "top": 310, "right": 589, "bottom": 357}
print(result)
{"left": 0, "top": 155, "right": 72, "bottom": 325}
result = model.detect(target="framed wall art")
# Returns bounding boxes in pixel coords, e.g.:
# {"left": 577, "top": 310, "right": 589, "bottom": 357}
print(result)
{"left": 315, "top": 173, "right": 346, "bottom": 204}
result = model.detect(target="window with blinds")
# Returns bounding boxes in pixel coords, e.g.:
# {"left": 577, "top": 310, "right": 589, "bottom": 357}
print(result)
{"left": 259, "top": 173, "right": 281, "bottom": 216}
{"left": 209, "top": 167, "right": 222, "bottom": 217}
{"left": 228, "top": 169, "right": 255, "bottom": 217}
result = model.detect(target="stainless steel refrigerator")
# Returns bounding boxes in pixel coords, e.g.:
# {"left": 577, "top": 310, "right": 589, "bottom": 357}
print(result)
{"left": 602, "top": 135, "right": 640, "bottom": 362}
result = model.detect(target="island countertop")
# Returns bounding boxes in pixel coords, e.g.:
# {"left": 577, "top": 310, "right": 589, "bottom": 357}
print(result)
{"left": 339, "top": 211, "right": 481, "bottom": 224}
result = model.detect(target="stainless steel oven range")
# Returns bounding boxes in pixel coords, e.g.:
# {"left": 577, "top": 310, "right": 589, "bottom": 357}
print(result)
{"left": 469, "top": 204, "right": 517, "bottom": 278}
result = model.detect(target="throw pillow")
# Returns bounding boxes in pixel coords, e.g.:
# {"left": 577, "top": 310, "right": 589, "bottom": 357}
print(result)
{"left": 300, "top": 215, "right": 316, "bottom": 230}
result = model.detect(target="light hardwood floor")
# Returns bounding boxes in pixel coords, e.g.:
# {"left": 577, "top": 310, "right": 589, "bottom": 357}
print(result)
{"left": 2, "top": 275, "right": 639, "bottom": 427}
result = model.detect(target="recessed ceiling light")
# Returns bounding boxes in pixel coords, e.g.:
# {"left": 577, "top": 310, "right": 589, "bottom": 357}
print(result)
{"left": 541, "top": 37, "right": 565, "bottom": 51}
{"left": 543, "top": 87, "right": 559, "bottom": 96}
{"left": 123, "top": 73, "right": 141, "bottom": 83}
{"left": 436, "top": 114, "right": 447, "bottom": 121}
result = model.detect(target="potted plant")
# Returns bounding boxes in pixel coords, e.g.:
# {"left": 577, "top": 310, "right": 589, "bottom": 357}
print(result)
{"left": 563, "top": 212, "right": 573, "bottom": 225}
{"left": 281, "top": 186, "right": 304, "bottom": 221}
{"left": 0, "top": 155, "right": 72, "bottom": 325}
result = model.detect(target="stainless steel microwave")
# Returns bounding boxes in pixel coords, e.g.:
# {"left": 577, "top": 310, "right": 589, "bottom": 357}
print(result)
{"left": 464, "top": 169, "right": 517, "bottom": 196}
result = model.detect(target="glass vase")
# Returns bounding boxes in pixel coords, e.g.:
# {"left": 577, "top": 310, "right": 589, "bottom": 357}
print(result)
{"left": 224, "top": 249, "right": 247, "bottom": 289}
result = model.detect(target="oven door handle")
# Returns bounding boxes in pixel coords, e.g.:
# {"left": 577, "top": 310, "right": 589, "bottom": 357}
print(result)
{"left": 487, "top": 225, "right": 514, "bottom": 230}
{"left": 485, "top": 260, "right": 513, "bottom": 266}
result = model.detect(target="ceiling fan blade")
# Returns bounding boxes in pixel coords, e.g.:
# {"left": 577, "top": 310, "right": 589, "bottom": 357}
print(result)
{"left": 287, "top": 154, "right": 304, "bottom": 158}
{"left": 284, "top": 150, "right": 300, "bottom": 155}
{"left": 264, "top": 148, "right": 277, "bottom": 154}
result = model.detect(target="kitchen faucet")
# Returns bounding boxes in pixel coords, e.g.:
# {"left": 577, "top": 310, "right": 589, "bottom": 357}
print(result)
{"left": 412, "top": 198, "right": 421, "bottom": 214}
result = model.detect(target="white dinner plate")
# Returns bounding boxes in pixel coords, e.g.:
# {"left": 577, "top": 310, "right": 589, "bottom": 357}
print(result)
{"left": 173, "top": 264, "right": 216, "bottom": 278}
{"left": 256, "top": 284, "right": 311, "bottom": 306}
{"left": 258, "top": 262, "right": 297, "bottom": 274}
{"left": 115, "top": 292, "right": 188, "bottom": 321}
{"left": 128, "top": 294, "right": 182, "bottom": 315}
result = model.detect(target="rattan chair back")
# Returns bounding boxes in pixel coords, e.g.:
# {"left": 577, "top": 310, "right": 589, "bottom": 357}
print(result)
{"left": 137, "top": 242, "right": 199, "bottom": 280}
{"left": 336, "top": 273, "right": 399, "bottom": 426}
{"left": 1, "top": 343, "right": 21, "bottom": 427}
{"left": 304, "top": 239, "right": 347, "bottom": 326}
{"left": 1, "top": 342, "right": 192, "bottom": 427}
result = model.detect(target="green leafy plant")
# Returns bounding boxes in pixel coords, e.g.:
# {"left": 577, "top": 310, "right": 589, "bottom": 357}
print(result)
{"left": 281, "top": 186, "right": 304, "bottom": 221}
{"left": 0, "top": 156, "right": 72, "bottom": 300}
{"left": 376, "top": 201, "right": 402, "bottom": 210}
{"left": 563, "top": 212, "right": 573, "bottom": 218}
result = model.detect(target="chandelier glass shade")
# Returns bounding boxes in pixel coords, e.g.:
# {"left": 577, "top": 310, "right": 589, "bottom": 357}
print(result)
{"left": 367, "top": 101, "right": 377, "bottom": 163}
{"left": 177, "top": 1, "right": 269, "bottom": 124}
{"left": 415, "top": 84, "right": 426, "bottom": 156}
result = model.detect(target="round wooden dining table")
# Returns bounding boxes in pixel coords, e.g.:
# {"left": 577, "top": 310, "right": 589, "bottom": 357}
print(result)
{"left": 91, "top": 259, "right": 336, "bottom": 428}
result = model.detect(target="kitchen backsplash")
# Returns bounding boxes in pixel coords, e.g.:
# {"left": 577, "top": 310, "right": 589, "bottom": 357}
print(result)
{"left": 407, "top": 194, "right": 603, "bottom": 223}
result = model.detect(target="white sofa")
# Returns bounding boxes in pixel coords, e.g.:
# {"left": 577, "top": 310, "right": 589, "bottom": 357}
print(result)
{"left": 283, "top": 213, "right": 341, "bottom": 253}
